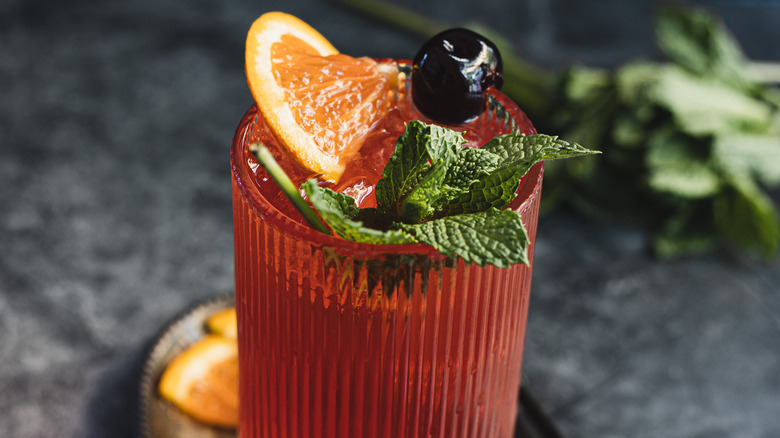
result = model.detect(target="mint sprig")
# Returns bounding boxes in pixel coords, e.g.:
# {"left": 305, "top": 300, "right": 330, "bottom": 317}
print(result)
{"left": 252, "top": 122, "right": 598, "bottom": 267}
{"left": 545, "top": 4, "right": 780, "bottom": 259}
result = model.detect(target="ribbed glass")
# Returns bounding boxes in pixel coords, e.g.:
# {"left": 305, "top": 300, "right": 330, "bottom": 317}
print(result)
{"left": 231, "top": 77, "right": 543, "bottom": 438}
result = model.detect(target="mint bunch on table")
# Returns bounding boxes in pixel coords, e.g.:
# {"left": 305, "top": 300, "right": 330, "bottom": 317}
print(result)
{"left": 544, "top": 5, "right": 780, "bottom": 260}
{"left": 252, "top": 121, "right": 598, "bottom": 268}
{"left": 337, "top": 1, "right": 780, "bottom": 260}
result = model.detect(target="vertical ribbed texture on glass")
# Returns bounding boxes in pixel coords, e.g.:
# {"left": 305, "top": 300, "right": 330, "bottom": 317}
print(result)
{"left": 232, "top": 178, "right": 541, "bottom": 438}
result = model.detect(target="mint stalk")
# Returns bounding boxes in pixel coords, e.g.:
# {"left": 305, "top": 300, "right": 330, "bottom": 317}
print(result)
{"left": 249, "top": 142, "right": 332, "bottom": 235}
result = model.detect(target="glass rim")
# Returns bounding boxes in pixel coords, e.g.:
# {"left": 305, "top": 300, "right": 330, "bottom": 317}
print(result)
{"left": 231, "top": 78, "right": 544, "bottom": 259}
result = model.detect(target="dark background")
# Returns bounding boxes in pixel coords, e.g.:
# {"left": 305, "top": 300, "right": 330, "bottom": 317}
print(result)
{"left": 2, "top": 0, "right": 779, "bottom": 437}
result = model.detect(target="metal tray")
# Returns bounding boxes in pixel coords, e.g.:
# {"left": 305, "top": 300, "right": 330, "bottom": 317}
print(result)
{"left": 139, "top": 294, "right": 236, "bottom": 438}
{"left": 138, "top": 295, "right": 563, "bottom": 438}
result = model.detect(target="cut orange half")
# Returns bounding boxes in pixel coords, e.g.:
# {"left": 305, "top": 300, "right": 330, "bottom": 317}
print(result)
{"left": 158, "top": 335, "right": 239, "bottom": 428}
{"left": 245, "top": 12, "right": 398, "bottom": 182}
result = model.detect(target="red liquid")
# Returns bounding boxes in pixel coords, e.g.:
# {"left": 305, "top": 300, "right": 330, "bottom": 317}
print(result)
{"left": 231, "top": 67, "right": 543, "bottom": 438}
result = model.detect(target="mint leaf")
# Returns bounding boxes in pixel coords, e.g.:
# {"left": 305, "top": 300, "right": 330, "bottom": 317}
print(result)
{"left": 714, "top": 173, "right": 780, "bottom": 259}
{"left": 712, "top": 134, "right": 780, "bottom": 187}
{"left": 645, "top": 128, "right": 721, "bottom": 199}
{"left": 656, "top": 4, "right": 747, "bottom": 86}
{"left": 556, "top": 65, "right": 616, "bottom": 148}
{"left": 400, "top": 147, "right": 501, "bottom": 223}
{"left": 615, "top": 61, "right": 660, "bottom": 106}
{"left": 399, "top": 208, "right": 530, "bottom": 267}
{"left": 560, "top": 65, "right": 612, "bottom": 107}
{"left": 444, "top": 147, "right": 501, "bottom": 190}
{"left": 399, "top": 163, "right": 451, "bottom": 224}
{"left": 375, "top": 121, "right": 465, "bottom": 218}
{"left": 651, "top": 66, "right": 773, "bottom": 136}
{"left": 653, "top": 204, "right": 718, "bottom": 258}
{"left": 647, "top": 165, "right": 721, "bottom": 200}
{"left": 303, "top": 179, "right": 360, "bottom": 219}
{"left": 302, "top": 180, "right": 417, "bottom": 245}
{"left": 439, "top": 133, "right": 600, "bottom": 216}
{"left": 482, "top": 132, "right": 597, "bottom": 161}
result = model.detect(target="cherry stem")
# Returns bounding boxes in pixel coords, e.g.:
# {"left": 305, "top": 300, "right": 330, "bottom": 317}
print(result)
{"left": 335, "top": 0, "right": 444, "bottom": 39}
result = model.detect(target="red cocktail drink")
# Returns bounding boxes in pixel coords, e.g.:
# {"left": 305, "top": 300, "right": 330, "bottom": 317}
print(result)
{"left": 231, "top": 64, "right": 543, "bottom": 438}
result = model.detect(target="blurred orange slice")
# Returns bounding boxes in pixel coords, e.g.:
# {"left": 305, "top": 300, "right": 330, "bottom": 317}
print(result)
{"left": 245, "top": 11, "right": 398, "bottom": 181}
{"left": 158, "top": 335, "right": 239, "bottom": 428}
{"left": 206, "top": 307, "right": 237, "bottom": 339}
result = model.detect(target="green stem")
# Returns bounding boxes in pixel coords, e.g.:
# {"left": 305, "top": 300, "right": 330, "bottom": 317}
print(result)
{"left": 747, "top": 61, "right": 780, "bottom": 84}
{"left": 334, "top": 0, "right": 556, "bottom": 122}
{"left": 500, "top": 57, "right": 557, "bottom": 122}
{"left": 334, "top": 0, "right": 444, "bottom": 38}
{"left": 249, "top": 142, "right": 333, "bottom": 235}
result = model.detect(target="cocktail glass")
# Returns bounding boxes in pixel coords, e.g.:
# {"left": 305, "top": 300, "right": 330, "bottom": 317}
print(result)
{"left": 231, "top": 63, "right": 543, "bottom": 438}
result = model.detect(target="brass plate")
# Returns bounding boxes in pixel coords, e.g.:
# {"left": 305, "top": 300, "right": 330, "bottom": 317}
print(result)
{"left": 138, "top": 294, "right": 561, "bottom": 438}
{"left": 138, "top": 294, "right": 237, "bottom": 438}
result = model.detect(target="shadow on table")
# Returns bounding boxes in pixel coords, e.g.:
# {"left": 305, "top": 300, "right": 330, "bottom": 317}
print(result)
{"left": 83, "top": 345, "right": 148, "bottom": 438}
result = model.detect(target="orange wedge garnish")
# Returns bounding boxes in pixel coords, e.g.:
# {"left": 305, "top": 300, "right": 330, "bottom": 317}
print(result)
{"left": 158, "top": 335, "right": 239, "bottom": 428}
{"left": 206, "top": 307, "right": 237, "bottom": 339}
{"left": 245, "top": 12, "right": 398, "bottom": 181}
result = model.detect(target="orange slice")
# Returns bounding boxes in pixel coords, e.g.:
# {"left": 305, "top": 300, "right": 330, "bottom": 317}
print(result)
{"left": 206, "top": 307, "right": 237, "bottom": 338}
{"left": 245, "top": 12, "right": 398, "bottom": 181}
{"left": 158, "top": 335, "right": 239, "bottom": 428}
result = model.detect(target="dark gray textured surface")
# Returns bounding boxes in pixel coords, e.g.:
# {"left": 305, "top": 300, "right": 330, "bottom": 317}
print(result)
{"left": 2, "top": 0, "right": 779, "bottom": 437}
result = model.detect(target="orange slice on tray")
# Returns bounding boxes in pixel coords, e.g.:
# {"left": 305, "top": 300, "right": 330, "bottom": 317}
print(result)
{"left": 206, "top": 307, "right": 237, "bottom": 339}
{"left": 245, "top": 12, "right": 398, "bottom": 182}
{"left": 158, "top": 335, "right": 239, "bottom": 428}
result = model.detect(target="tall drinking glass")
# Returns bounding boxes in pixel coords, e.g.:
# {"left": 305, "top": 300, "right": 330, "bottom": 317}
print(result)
{"left": 231, "top": 63, "right": 543, "bottom": 438}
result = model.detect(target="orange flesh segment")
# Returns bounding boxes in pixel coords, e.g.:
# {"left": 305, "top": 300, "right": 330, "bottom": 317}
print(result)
{"left": 158, "top": 335, "right": 239, "bottom": 428}
{"left": 272, "top": 36, "right": 395, "bottom": 167}
{"left": 246, "top": 12, "right": 397, "bottom": 182}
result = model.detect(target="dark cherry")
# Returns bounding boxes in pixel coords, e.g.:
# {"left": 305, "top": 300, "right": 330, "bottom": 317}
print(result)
{"left": 411, "top": 28, "right": 503, "bottom": 124}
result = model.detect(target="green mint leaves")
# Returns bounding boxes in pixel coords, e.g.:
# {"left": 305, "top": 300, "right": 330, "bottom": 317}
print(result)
{"left": 280, "top": 121, "right": 598, "bottom": 267}
{"left": 541, "top": 4, "right": 780, "bottom": 260}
